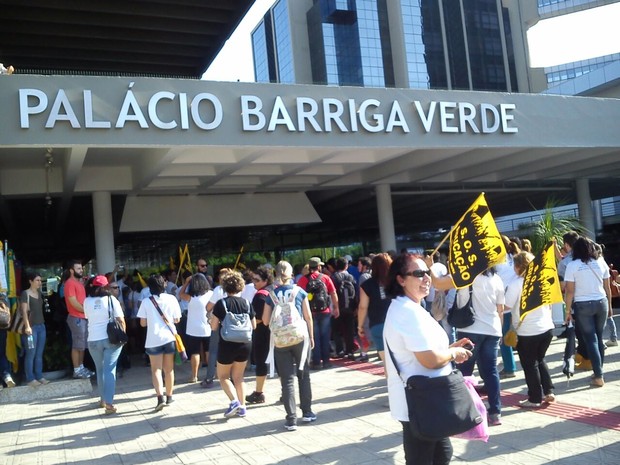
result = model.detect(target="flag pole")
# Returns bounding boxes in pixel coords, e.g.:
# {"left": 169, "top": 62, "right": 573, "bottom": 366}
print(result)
{"left": 233, "top": 245, "right": 244, "bottom": 270}
{"left": 430, "top": 227, "right": 453, "bottom": 256}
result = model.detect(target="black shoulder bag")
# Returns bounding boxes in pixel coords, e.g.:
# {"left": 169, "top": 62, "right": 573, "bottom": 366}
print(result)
{"left": 386, "top": 342, "right": 482, "bottom": 441}
{"left": 106, "top": 296, "right": 128, "bottom": 345}
{"left": 447, "top": 286, "right": 475, "bottom": 329}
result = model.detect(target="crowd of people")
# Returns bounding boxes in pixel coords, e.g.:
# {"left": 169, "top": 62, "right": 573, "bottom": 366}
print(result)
{"left": 0, "top": 237, "right": 618, "bottom": 464}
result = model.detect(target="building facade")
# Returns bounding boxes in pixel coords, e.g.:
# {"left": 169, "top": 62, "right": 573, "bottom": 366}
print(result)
{"left": 252, "top": 0, "right": 518, "bottom": 91}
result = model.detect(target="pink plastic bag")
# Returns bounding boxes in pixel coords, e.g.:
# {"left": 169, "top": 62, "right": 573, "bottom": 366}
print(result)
{"left": 453, "top": 376, "right": 489, "bottom": 442}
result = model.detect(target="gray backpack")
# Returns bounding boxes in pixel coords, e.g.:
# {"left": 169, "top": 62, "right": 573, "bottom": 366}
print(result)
{"left": 220, "top": 297, "right": 253, "bottom": 343}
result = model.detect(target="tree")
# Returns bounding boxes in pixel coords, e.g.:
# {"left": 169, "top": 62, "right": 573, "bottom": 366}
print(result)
{"left": 529, "top": 198, "right": 587, "bottom": 255}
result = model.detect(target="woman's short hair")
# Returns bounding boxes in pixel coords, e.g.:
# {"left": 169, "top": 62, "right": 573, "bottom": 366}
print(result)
{"left": 275, "top": 261, "right": 293, "bottom": 285}
{"left": 386, "top": 253, "right": 421, "bottom": 297}
{"left": 254, "top": 265, "right": 274, "bottom": 285}
{"left": 25, "top": 270, "right": 41, "bottom": 285}
{"left": 190, "top": 273, "right": 209, "bottom": 296}
{"left": 220, "top": 270, "right": 245, "bottom": 295}
{"left": 148, "top": 274, "right": 166, "bottom": 296}
{"left": 513, "top": 251, "right": 534, "bottom": 277}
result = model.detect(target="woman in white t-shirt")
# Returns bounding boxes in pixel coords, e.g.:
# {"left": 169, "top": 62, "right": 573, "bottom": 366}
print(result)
{"left": 505, "top": 252, "right": 555, "bottom": 408}
{"left": 182, "top": 273, "right": 213, "bottom": 383}
{"left": 428, "top": 258, "right": 505, "bottom": 427}
{"left": 84, "top": 275, "right": 125, "bottom": 415}
{"left": 384, "top": 254, "right": 473, "bottom": 465}
{"left": 137, "top": 274, "right": 182, "bottom": 411}
{"left": 564, "top": 238, "right": 612, "bottom": 388}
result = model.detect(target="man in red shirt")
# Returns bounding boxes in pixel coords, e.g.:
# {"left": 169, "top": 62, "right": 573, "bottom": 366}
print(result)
{"left": 64, "top": 260, "right": 92, "bottom": 379}
{"left": 297, "top": 257, "right": 338, "bottom": 369}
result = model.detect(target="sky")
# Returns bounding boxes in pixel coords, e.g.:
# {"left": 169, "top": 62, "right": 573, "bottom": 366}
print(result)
{"left": 202, "top": 1, "right": 620, "bottom": 82}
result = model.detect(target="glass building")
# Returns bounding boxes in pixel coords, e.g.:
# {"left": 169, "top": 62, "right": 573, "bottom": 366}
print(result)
{"left": 251, "top": 0, "right": 295, "bottom": 83}
{"left": 252, "top": 0, "right": 518, "bottom": 92}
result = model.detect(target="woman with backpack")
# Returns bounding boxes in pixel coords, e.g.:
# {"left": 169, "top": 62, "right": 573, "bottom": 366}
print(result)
{"left": 262, "top": 261, "right": 315, "bottom": 431}
{"left": 210, "top": 270, "right": 256, "bottom": 418}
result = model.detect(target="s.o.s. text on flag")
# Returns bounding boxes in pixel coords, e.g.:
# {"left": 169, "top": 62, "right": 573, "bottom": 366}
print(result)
{"left": 448, "top": 193, "right": 506, "bottom": 288}
{"left": 520, "top": 242, "right": 563, "bottom": 318}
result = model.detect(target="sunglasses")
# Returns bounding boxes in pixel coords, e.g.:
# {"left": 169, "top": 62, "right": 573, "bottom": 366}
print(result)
{"left": 109, "top": 285, "right": 119, "bottom": 289}
{"left": 198, "top": 264, "right": 207, "bottom": 268}
{"left": 403, "top": 269, "right": 431, "bottom": 278}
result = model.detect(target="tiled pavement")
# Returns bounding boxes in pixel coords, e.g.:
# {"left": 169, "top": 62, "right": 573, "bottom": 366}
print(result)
{"left": 1, "top": 324, "right": 619, "bottom": 465}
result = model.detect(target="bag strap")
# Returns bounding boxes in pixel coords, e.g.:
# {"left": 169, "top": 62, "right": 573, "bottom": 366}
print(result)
{"left": 107, "top": 295, "right": 114, "bottom": 321}
{"left": 385, "top": 341, "right": 406, "bottom": 384}
{"left": 586, "top": 261, "right": 604, "bottom": 283}
{"left": 150, "top": 296, "right": 177, "bottom": 337}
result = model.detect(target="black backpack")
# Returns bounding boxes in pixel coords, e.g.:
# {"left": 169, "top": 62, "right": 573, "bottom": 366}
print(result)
{"left": 306, "top": 273, "right": 329, "bottom": 312}
{"left": 332, "top": 271, "right": 357, "bottom": 313}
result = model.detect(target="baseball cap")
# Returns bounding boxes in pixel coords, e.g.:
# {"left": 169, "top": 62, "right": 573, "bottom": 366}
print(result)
{"left": 308, "top": 257, "right": 324, "bottom": 267}
{"left": 92, "top": 275, "right": 109, "bottom": 287}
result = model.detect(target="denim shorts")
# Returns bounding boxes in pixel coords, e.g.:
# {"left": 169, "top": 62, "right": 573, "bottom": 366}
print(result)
{"left": 370, "top": 324, "right": 385, "bottom": 351}
{"left": 145, "top": 341, "right": 176, "bottom": 356}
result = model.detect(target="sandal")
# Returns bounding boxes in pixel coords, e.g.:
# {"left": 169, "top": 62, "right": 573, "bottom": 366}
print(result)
{"left": 104, "top": 404, "right": 117, "bottom": 414}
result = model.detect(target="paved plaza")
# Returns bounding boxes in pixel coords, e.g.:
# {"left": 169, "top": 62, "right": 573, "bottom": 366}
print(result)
{"left": 1, "top": 325, "right": 619, "bottom": 465}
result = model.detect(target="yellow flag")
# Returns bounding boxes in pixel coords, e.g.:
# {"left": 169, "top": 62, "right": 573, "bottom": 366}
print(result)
{"left": 519, "top": 242, "right": 563, "bottom": 319}
{"left": 137, "top": 272, "right": 147, "bottom": 289}
{"left": 448, "top": 193, "right": 506, "bottom": 288}
{"left": 182, "top": 244, "right": 193, "bottom": 274}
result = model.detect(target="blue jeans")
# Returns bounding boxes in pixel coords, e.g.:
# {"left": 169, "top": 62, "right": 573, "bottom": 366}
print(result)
{"left": 22, "top": 324, "right": 46, "bottom": 382}
{"left": 573, "top": 299, "right": 607, "bottom": 378}
{"left": 500, "top": 312, "right": 517, "bottom": 373}
{"left": 606, "top": 315, "right": 617, "bottom": 341}
{"left": 457, "top": 332, "right": 501, "bottom": 416}
{"left": 0, "top": 330, "right": 11, "bottom": 379}
{"left": 312, "top": 312, "right": 331, "bottom": 365}
{"left": 88, "top": 338, "right": 123, "bottom": 405}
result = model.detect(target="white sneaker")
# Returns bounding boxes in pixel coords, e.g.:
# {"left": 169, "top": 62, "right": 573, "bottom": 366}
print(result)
{"left": 3, "top": 375, "right": 16, "bottom": 388}
{"left": 606, "top": 340, "right": 618, "bottom": 347}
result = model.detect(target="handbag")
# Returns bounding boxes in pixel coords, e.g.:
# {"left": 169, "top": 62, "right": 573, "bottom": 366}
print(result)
{"left": 387, "top": 342, "right": 483, "bottom": 441}
{"left": 453, "top": 376, "right": 489, "bottom": 442}
{"left": 106, "top": 296, "right": 128, "bottom": 345}
{"left": 219, "top": 297, "right": 253, "bottom": 343}
{"left": 9, "top": 293, "right": 29, "bottom": 334}
{"left": 150, "top": 296, "right": 188, "bottom": 361}
{"left": 504, "top": 328, "right": 518, "bottom": 348}
{"left": 447, "top": 286, "right": 475, "bottom": 329}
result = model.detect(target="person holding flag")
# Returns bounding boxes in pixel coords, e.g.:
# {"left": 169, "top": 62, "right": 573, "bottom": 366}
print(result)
{"left": 425, "top": 193, "right": 507, "bottom": 427}
{"left": 506, "top": 251, "right": 556, "bottom": 408}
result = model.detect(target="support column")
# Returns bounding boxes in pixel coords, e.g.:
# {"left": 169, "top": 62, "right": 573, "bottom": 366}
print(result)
{"left": 576, "top": 179, "right": 595, "bottom": 240}
{"left": 92, "top": 192, "right": 116, "bottom": 275}
{"left": 376, "top": 185, "right": 396, "bottom": 252}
